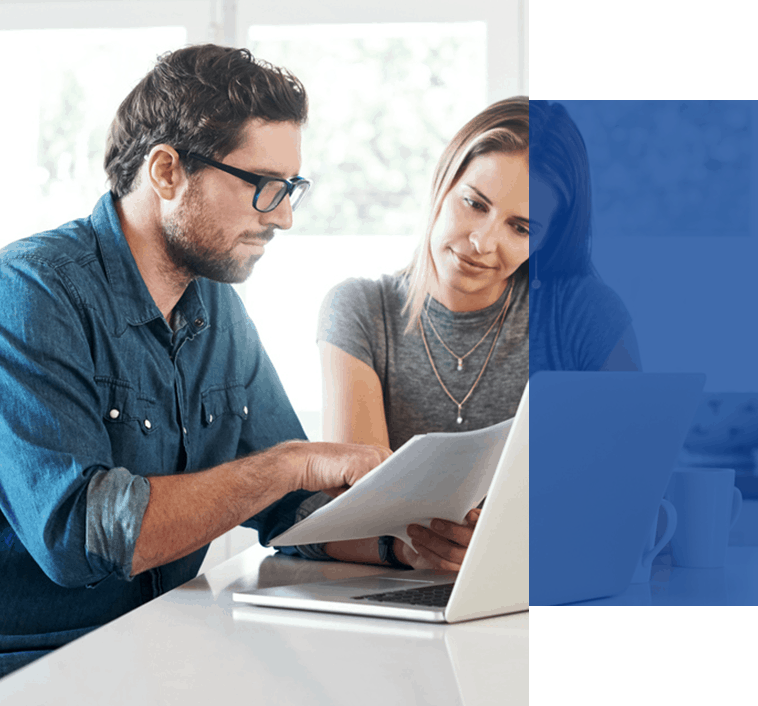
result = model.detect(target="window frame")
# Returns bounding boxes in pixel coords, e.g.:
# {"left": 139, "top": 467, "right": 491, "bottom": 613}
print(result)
{"left": 238, "top": 0, "right": 527, "bottom": 101}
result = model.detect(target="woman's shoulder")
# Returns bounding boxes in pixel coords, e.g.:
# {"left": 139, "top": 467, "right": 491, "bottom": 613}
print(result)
{"left": 321, "top": 273, "right": 408, "bottom": 317}
{"left": 531, "top": 273, "right": 634, "bottom": 372}
{"left": 554, "top": 274, "right": 632, "bottom": 353}
{"left": 318, "top": 272, "right": 410, "bottom": 347}
{"left": 317, "top": 273, "right": 411, "bottom": 372}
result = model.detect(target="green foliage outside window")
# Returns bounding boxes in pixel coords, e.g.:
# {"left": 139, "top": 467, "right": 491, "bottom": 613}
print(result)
{"left": 249, "top": 24, "right": 487, "bottom": 235}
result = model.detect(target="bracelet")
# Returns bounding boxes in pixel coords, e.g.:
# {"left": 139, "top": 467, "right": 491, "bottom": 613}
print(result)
{"left": 378, "top": 535, "right": 412, "bottom": 570}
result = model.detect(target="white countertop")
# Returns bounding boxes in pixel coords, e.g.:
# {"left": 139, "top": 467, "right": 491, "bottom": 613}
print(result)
{"left": 0, "top": 544, "right": 529, "bottom": 705}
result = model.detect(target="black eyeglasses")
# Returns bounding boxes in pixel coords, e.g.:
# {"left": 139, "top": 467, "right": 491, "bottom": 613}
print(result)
{"left": 175, "top": 149, "right": 311, "bottom": 213}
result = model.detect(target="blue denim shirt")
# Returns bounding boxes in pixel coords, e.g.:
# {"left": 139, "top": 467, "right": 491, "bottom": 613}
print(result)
{"left": 0, "top": 193, "right": 314, "bottom": 666}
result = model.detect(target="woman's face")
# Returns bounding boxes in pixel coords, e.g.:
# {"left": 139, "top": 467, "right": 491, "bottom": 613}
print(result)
{"left": 429, "top": 151, "right": 530, "bottom": 312}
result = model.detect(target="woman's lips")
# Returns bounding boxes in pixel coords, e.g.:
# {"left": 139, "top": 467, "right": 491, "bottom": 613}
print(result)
{"left": 451, "top": 250, "right": 494, "bottom": 272}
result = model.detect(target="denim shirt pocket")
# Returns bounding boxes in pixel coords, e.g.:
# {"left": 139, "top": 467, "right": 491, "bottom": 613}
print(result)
{"left": 96, "top": 377, "right": 159, "bottom": 435}
{"left": 201, "top": 384, "right": 249, "bottom": 427}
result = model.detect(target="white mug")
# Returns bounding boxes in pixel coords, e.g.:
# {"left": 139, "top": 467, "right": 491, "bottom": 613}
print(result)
{"left": 665, "top": 467, "right": 742, "bottom": 569}
{"left": 631, "top": 499, "right": 677, "bottom": 584}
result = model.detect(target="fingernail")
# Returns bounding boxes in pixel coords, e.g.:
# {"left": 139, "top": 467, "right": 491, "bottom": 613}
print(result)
{"left": 408, "top": 526, "right": 419, "bottom": 537}
{"left": 432, "top": 520, "right": 445, "bottom": 531}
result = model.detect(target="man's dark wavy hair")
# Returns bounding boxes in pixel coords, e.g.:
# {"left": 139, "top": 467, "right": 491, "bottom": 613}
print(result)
{"left": 104, "top": 44, "right": 308, "bottom": 198}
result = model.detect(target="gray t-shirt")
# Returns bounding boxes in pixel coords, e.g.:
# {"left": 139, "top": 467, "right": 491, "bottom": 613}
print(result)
{"left": 318, "top": 270, "right": 529, "bottom": 451}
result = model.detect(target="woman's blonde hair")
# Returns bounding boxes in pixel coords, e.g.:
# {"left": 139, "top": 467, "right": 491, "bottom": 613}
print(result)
{"left": 401, "top": 97, "right": 529, "bottom": 333}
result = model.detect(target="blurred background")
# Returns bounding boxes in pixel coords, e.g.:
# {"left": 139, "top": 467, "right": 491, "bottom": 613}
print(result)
{"left": 561, "top": 101, "right": 758, "bottom": 500}
{"left": 0, "top": 0, "right": 527, "bottom": 565}
{"left": 0, "top": 0, "right": 527, "bottom": 437}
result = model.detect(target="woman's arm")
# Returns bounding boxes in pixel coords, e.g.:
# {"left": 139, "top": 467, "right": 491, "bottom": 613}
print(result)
{"left": 318, "top": 340, "right": 478, "bottom": 570}
{"left": 319, "top": 340, "right": 390, "bottom": 448}
{"left": 318, "top": 341, "right": 392, "bottom": 564}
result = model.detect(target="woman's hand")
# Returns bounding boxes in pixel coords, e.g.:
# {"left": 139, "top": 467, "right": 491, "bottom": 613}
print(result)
{"left": 394, "top": 508, "right": 481, "bottom": 571}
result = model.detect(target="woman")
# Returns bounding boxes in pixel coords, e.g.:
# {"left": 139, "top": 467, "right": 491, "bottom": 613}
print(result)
{"left": 303, "top": 99, "right": 639, "bottom": 570}
{"left": 321, "top": 98, "right": 530, "bottom": 452}
{"left": 528, "top": 100, "right": 641, "bottom": 373}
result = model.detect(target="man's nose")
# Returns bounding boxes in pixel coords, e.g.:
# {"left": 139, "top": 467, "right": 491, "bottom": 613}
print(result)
{"left": 260, "top": 194, "right": 294, "bottom": 231}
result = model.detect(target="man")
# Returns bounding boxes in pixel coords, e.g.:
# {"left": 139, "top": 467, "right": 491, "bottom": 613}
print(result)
{"left": 0, "top": 44, "right": 387, "bottom": 677}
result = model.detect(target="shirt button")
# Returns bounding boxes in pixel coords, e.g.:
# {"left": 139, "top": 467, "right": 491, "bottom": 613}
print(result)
{"left": 109, "top": 409, "right": 120, "bottom": 419}
{"left": 144, "top": 419, "right": 152, "bottom": 429}
{"left": 208, "top": 414, "right": 214, "bottom": 424}
{"left": 243, "top": 406, "right": 248, "bottom": 415}
{"left": 194, "top": 317, "right": 204, "bottom": 328}
{"left": 183, "top": 427, "right": 188, "bottom": 435}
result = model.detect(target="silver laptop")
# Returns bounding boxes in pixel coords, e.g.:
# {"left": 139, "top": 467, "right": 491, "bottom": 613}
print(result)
{"left": 233, "top": 382, "right": 530, "bottom": 623}
{"left": 235, "top": 372, "right": 705, "bottom": 615}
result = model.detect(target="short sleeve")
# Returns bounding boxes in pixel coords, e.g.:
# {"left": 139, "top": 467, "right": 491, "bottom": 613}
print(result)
{"left": 317, "top": 278, "right": 386, "bottom": 374}
{"left": 562, "top": 277, "right": 633, "bottom": 370}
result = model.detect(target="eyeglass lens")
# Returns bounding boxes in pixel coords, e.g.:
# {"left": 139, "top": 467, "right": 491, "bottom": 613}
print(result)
{"left": 255, "top": 179, "right": 309, "bottom": 212}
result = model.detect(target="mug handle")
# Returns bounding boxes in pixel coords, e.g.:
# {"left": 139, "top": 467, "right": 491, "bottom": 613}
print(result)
{"left": 730, "top": 487, "right": 743, "bottom": 529}
{"left": 641, "top": 499, "right": 678, "bottom": 567}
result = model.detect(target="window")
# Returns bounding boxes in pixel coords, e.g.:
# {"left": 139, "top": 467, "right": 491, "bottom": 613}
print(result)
{"left": 242, "top": 22, "right": 488, "bottom": 431}
{"left": 0, "top": 1, "right": 525, "bottom": 436}
{"left": 566, "top": 100, "right": 751, "bottom": 238}
{"left": 0, "top": 26, "right": 187, "bottom": 245}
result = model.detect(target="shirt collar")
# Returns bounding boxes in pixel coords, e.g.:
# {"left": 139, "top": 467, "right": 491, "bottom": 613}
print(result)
{"left": 90, "top": 192, "right": 208, "bottom": 335}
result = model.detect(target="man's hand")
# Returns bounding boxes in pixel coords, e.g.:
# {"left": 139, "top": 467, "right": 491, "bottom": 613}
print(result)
{"left": 282, "top": 440, "right": 391, "bottom": 496}
{"left": 394, "top": 508, "right": 481, "bottom": 571}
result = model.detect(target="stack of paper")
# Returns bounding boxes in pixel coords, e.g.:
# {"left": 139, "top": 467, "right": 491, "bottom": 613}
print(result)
{"left": 268, "top": 418, "right": 512, "bottom": 547}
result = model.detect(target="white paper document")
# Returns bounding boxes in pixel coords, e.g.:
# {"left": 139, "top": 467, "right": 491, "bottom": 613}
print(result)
{"left": 268, "top": 418, "right": 513, "bottom": 548}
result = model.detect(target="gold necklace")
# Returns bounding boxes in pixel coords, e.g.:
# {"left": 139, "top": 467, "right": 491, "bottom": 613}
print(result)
{"left": 424, "top": 280, "right": 513, "bottom": 372}
{"left": 419, "top": 282, "right": 513, "bottom": 424}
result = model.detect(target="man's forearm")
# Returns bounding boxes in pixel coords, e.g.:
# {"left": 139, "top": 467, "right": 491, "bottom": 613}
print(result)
{"left": 131, "top": 444, "right": 296, "bottom": 576}
{"left": 130, "top": 440, "right": 390, "bottom": 576}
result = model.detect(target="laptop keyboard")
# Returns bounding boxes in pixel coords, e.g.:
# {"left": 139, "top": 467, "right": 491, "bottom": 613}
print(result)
{"left": 352, "top": 582, "right": 455, "bottom": 608}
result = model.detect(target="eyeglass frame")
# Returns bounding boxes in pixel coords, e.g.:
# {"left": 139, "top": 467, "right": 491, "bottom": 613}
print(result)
{"left": 174, "top": 148, "right": 311, "bottom": 213}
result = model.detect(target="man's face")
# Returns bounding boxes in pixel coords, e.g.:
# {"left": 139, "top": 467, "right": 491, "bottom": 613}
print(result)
{"left": 162, "top": 119, "right": 303, "bottom": 284}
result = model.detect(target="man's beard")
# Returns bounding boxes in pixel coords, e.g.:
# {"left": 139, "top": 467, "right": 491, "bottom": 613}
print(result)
{"left": 161, "top": 187, "right": 275, "bottom": 284}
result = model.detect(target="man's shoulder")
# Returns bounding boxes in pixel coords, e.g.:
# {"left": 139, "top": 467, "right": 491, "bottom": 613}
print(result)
{"left": 0, "top": 216, "right": 98, "bottom": 272}
{"left": 0, "top": 212, "right": 112, "bottom": 323}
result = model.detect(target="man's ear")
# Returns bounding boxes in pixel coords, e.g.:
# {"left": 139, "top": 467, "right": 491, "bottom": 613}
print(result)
{"left": 143, "top": 145, "right": 186, "bottom": 201}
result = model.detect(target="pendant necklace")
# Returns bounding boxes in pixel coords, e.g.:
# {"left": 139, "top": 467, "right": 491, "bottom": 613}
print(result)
{"left": 424, "top": 282, "right": 511, "bottom": 372}
{"left": 419, "top": 279, "right": 514, "bottom": 424}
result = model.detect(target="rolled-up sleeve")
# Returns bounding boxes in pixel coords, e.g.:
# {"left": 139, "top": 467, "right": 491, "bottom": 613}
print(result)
{"left": 291, "top": 492, "right": 333, "bottom": 561}
{"left": 85, "top": 468, "right": 150, "bottom": 581}
{"left": 247, "top": 491, "right": 333, "bottom": 561}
